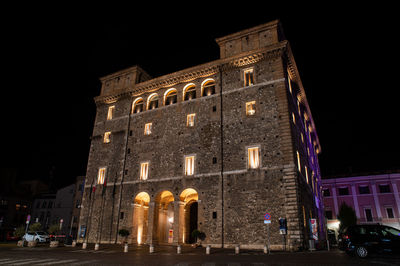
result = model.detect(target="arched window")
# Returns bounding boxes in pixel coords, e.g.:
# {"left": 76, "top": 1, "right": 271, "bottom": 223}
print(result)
{"left": 183, "top": 83, "right": 196, "bottom": 101}
{"left": 132, "top": 98, "right": 144, "bottom": 113}
{"left": 147, "top": 93, "right": 159, "bottom": 110}
{"left": 164, "top": 88, "right": 177, "bottom": 106}
{"left": 201, "top": 78, "right": 216, "bottom": 96}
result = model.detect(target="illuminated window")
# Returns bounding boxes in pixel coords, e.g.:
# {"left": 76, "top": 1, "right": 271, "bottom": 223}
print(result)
{"left": 147, "top": 93, "right": 159, "bottom": 110}
{"left": 244, "top": 68, "right": 254, "bottom": 87}
{"left": 305, "top": 166, "right": 309, "bottom": 184}
{"left": 201, "top": 79, "right": 216, "bottom": 96}
{"left": 187, "top": 114, "right": 195, "bottom": 127}
{"left": 292, "top": 113, "right": 296, "bottom": 124}
{"left": 248, "top": 147, "right": 260, "bottom": 169}
{"left": 15, "top": 204, "right": 21, "bottom": 211}
{"left": 246, "top": 101, "right": 256, "bottom": 116}
{"left": 104, "top": 132, "right": 111, "bottom": 143}
{"left": 140, "top": 162, "right": 149, "bottom": 180}
{"left": 296, "top": 151, "right": 301, "bottom": 172}
{"left": 132, "top": 98, "right": 144, "bottom": 113}
{"left": 185, "top": 156, "right": 195, "bottom": 176}
{"left": 144, "top": 123, "right": 152, "bottom": 135}
{"left": 288, "top": 76, "right": 292, "bottom": 94}
{"left": 183, "top": 83, "right": 196, "bottom": 101}
{"left": 97, "top": 167, "right": 106, "bottom": 184}
{"left": 107, "top": 105, "right": 115, "bottom": 120}
{"left": 164, "top": 89, "right": 177, "bottom": 106}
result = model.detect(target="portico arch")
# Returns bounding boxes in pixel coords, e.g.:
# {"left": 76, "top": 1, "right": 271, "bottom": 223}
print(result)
{"left": 133, "top": 192, "right": 150, "bottom": 244}
{"left": 179, "top": 188, "right": 199, "bottom": 244}
{"left": 153, "top": 190, "right": 175, "bottom": 244}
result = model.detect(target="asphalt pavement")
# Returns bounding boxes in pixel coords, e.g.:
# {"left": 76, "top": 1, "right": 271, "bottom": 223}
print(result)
{"left": 0, "top": 242, "right": 399, "bottom": 265}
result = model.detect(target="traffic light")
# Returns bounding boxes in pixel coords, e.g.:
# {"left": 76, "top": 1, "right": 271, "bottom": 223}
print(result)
{"left": 279, "top": 218, "right": 287, "bottom": 235}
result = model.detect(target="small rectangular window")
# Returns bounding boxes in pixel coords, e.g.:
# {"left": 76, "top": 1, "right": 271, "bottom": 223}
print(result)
{"left": 244, "top": 68, "right": 254, "bottom": 87}
{"left": 358, "top": 186, "right": 370, "bottom": 194}
{"left": 305, "top": 166, "right": 309, "bottom": 184}
{"left": 379, "top": 184, "right": 390, "bottom": 193}
{"left": 246, "top": 101, "right": 256, "bottom": 116}
{"left": 140, "top": 162, "right": 149, "bottom": 180}
{"left": 338, "top": 187, "right": 349, "bottom": 196}
{"left": 107, "top": 105, "right": 115, "bottom": 120}
{"left": 104, "top": 132, "right": 111, "bottom": 143}
{"left": 97, "top": 167, "right": 106, "bottom": 184}
{"left": 386, "top": 207, "right": 394, "bottom": 218}
{"left": 322, "top": 189, "right": 330, "bottom": 197}
{"left": 247, "top": 147, "right": 260, "bottom": 169}
{"left": 212, "top": 211, "right": 217, "bottom": 219}
{"left": 120, "top": 212, "right": 124, "bottom": 220}
{"left": 187, "top": 114, "right": 196, "bottom": 127}
{"left": 365, "top": 208, "right": 373, "bottom": 222}
{"left": 144, "top": 123, "right": 152, "bottom": 135}
{"left": 212, "top": 157, "right": 217, "bottom": 164}
{"left": 185, "top": 156, "right": 195, "bottom": 176}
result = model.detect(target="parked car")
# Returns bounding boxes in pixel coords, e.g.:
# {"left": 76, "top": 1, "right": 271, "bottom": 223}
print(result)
{"left": 6, "top": 231, "right": 20, "bottom": 241}
{"left": 22, "top": 231, "right": 50, "bottom": 243}
{"left": 339, "top": 224, "right": 400, "bottom": 258}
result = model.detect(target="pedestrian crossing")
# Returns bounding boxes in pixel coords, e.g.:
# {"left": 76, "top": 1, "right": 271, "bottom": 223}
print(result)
{"left": 0, "top": 257, "right": 98, "bottom": 265}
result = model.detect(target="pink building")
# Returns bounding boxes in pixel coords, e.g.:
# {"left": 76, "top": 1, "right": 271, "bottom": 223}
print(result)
{"left": 322, "top": 172, "right": 400, "bottom": 233}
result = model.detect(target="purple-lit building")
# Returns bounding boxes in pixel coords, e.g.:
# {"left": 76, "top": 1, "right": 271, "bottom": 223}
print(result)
{"left": 322, "top": 172, "right": 400, "bottom": 235}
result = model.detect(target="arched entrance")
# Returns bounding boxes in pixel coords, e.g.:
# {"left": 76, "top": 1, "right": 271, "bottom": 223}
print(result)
{"left": 154, "top": 190, "right": 175, "bottom": 244}
{"left": 133, "top": 192, "right": 150, "bottom": 244}
{"left": 180, "top": 188, "right": 199, "bottom": 244}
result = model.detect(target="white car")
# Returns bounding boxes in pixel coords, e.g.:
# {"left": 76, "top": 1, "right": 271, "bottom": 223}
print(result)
{"left": 22, "top": 231, "right": 50, "bottom": 243}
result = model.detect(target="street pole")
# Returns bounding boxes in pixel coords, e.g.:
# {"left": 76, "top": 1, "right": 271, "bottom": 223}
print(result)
{"left": 267, "top": 223, "right": 270, "bottom": 254}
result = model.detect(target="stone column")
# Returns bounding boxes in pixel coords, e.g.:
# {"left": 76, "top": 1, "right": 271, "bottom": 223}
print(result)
{"left": 146, "top": 202, "right": 156, "bottom": 244}
{"left": 172, "top": 201, "right": 183, "bottom": 244}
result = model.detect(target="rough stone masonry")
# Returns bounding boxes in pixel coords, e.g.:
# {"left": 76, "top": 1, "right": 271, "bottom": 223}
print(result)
{"left": 78, "top": 20, "right": 325, "bottom": 251}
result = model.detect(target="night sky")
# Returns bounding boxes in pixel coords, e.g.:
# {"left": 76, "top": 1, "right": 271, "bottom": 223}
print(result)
{"left": 2, "top": 3, "right": 398, "bottom": 189}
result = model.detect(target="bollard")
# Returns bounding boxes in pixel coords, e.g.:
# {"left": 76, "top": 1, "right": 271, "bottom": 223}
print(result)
{"left": 82, "top": 242, "right": 87, "bottom": 249}
{"left": 263, "top": 244, "right": 268, "bottom": 254}
{"left": 124, "top": 243, "right": 128, "bottom": 253}
{"left": 149, "top": 244, "right": 154, "bottom": 253}
{"left": 72, "top": 240, "right": 77, "bottom": 247}
{"left": 177, "top": 245, "right": 181, "bottom": 254}
{"left": 206, "top": 245, "right": 211, "bottom": 255}
{"left": 235, "top": 244, "right": 240, "bottom": 254}
{"left": 94, "top": 243, "right": 99, "bottom": 250}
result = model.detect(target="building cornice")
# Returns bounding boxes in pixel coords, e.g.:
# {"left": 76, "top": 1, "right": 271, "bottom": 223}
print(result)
{"left": 94, "top": 41, "right": 287, "bottom": 105}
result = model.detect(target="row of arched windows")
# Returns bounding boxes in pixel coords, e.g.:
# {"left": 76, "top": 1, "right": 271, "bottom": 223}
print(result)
{"left": 131, "top": 78, "right": 216, "bottom": 113}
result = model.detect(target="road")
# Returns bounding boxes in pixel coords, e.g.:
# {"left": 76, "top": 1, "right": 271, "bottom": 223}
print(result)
{"left": 0, "top": 243, "right": 399, "bottom": 265}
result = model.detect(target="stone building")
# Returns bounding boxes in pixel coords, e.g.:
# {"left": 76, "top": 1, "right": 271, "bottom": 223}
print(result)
{"left": 78, "top": 20, "right": 324, "bottom": 250}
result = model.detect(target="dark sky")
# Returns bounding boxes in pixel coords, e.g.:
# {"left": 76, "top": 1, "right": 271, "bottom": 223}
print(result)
{"left": 2, "top": 3, "right": 398, "bottom": 188}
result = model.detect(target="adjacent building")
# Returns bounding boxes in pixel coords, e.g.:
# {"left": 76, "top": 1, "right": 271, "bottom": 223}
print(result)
{"left": 78, "top": 20, "right": 324, "bottom": 250}
{"left": 322, "top": 172, "right": 400, "bottom": 234}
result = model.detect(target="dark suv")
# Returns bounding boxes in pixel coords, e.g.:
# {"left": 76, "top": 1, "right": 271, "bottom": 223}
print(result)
{"left": 339, "top": 224, "right": 400, "bottom": 258}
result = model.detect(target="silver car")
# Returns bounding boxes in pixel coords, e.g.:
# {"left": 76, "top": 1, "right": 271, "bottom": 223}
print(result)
{"left": 22, "top": 231, "right": 50, "bottom": 243}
